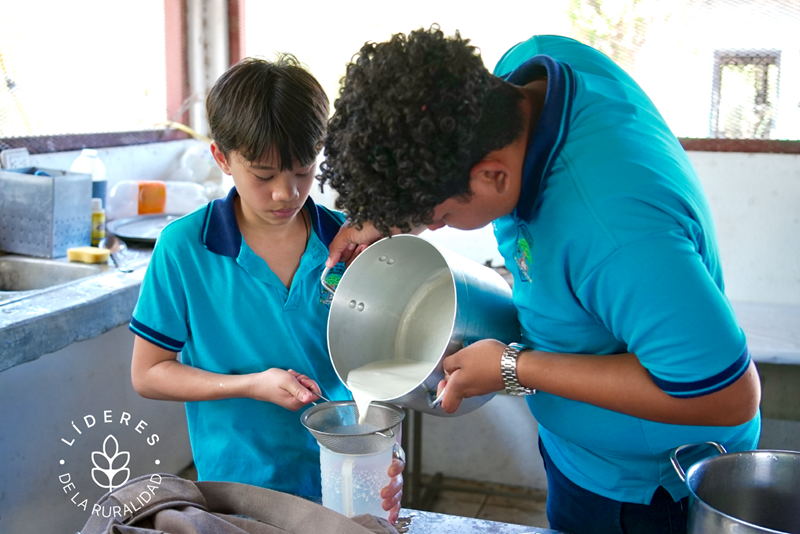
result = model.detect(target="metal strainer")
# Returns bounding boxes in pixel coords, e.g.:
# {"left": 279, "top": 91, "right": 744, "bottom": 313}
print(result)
{"left": 300, "top": 401, "right": 404, "bottom": 455}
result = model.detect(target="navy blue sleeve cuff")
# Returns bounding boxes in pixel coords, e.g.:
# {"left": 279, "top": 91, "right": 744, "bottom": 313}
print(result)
{"left": 129, "top": 317, "right": 185, "bottom": 352}
{"left": 648, "top": 346, "right": 751, "bottom": 398}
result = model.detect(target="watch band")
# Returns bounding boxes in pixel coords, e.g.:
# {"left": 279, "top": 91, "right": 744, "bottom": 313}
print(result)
{"left": 500, "top": 343, "right": 537, "bottom": 396}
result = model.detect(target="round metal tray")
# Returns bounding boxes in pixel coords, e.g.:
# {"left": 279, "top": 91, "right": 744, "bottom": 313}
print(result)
{"left": 106, "top": 214, "right": 182, "bottom": 245}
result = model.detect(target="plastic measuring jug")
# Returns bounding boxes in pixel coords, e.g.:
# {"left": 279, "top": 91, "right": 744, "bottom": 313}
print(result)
{"left": 320, "top": 441, "right": 403, "bottom": 518}
{"left": 301, "top": 401, "right": 405, "bottom": 518}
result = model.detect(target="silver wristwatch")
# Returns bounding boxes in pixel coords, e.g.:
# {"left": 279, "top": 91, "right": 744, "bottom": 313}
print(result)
{"left": 500, "top": 343, "right": 537, "bottom": 396}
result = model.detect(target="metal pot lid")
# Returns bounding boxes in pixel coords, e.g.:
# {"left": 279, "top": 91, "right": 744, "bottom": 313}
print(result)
{"left": 107, "top": 214, "right": 182, "bottom": 245}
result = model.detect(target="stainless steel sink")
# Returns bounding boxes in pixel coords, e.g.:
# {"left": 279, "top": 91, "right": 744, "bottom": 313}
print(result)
{"left": 0, "top": 255, "right": 110, "bottom": 303}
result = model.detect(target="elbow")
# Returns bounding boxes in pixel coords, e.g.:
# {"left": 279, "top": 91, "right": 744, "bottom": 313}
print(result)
{"left": 723, "top": 396, "right": 760, "bottom": 427}
{"left": 131, "top": 373, "right": 147, "bottom": 398}
{"left": 131, "top": 368, "right": 156, "bottom": 399}
{"left": 715, "top": 362, "right": 762, "bottom": 427}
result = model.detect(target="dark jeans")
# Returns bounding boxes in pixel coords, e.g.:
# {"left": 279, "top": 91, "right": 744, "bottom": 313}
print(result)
{"left": 538, "top": 439, "right": 688, "bottom": 534}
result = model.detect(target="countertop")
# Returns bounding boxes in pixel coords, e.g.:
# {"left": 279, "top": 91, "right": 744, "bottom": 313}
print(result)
{"left": 402, "top": 509, "right": 560, "bottom": 534}
{"left": 0, "top": 247, "right": 152, "bottom": 372}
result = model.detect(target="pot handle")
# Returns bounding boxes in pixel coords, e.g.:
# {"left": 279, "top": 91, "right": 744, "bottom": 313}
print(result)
{"left": 430, "top": 387, "right": 445, "bottom": 409}
{"left": 320, "top": 266, "right": 336, "bottom": 294}
{"left": 670, "top": 441, "right": 728, "bottom": 482}
{"left": 428, "top": 339, "right": 477, "bottom": 409}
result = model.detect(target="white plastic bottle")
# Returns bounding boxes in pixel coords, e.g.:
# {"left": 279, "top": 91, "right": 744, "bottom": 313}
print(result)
{"left": 106, "top": 180, "right": 209, "bottom": 220}
{"left": 70, "top": 149, "right": 108, "bottom": 207}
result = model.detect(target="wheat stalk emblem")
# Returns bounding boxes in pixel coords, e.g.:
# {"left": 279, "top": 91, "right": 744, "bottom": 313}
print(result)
{"left": 91, "top": 434, "right": 131, "bottom": 490}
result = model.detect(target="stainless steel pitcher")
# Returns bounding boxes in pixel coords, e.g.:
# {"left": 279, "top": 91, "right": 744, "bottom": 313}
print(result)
{"left": 322, "top": 234, "right": 520, "bottom": 416}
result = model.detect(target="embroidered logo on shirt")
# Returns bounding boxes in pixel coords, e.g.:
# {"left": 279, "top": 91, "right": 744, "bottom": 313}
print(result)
{"left": 514, "top": 225, "right": 534, "bottom": 283}
{"left": 319, "top": 264, "right": 346, "bottom": 307}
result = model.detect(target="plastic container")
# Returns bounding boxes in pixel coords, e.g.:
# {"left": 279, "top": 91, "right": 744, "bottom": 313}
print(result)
{"left": 168, "top": 144, "right": 212, "bottom": 183}
{"left": 319, "top": 442, "right": 397, "bottom": 519}
{"left": 167, "top": 144, "right": 227, "bottom": 200}
{"left": 70, "top": 149, "right": 107, "bottom": 208}
{"left": 106, "top": 180, "right": 208, "bottom": 221}
{"left": 90, "top": 198, "right": 106, "bottom": 246}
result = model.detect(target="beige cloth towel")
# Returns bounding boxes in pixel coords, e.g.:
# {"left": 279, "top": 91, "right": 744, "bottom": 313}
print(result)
{"left": 80, "top": 473, "right": 399, "bottom": 534}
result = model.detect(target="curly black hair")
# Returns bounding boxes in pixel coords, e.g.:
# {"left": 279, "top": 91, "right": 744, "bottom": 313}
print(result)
{"left": 319, "top": 25, "right": 523, "bottom": 235}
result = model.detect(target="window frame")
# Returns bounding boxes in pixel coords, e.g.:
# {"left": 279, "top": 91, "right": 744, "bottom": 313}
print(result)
{"left": 710, "top": 49, "right": 782, "bottom": 141}
{"left": 0, "top": 0, "right": 247, "bottom": 155}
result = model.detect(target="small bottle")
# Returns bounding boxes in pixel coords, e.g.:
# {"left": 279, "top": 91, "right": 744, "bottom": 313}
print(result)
{"left": 91, "top": 198, "right": 106, "bottom": 246}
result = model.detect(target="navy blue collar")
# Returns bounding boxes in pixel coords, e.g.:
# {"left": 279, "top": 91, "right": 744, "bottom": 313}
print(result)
{"left": 502, "top": 55, "right": 576, "bottom": 221}
{"left": 201, "top": 187, "right": 334, "bottom": 257}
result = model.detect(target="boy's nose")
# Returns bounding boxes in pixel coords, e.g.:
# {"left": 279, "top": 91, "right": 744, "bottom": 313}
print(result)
{"left": 273, "top": 180, "right": 299, "bottom": 201}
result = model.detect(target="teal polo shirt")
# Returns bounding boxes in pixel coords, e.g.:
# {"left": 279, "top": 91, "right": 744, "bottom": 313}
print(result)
{"left": 130, "top": 187, "right": 350, "bottom": 499}
{"left": 492, "top": 36, "right": 760, "bottom": 504}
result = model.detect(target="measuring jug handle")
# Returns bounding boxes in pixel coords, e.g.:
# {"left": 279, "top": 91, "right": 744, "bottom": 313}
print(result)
{"left": 320, "top": 266, "right": 336, "bottom": 294}
{"left": 393, "top": 442, "right": 406, "bottom": 464}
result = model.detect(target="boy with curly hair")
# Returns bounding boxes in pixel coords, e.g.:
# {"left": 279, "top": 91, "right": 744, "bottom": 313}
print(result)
{"left": 320, "top": 27, "right": 760, "bottom": 533}
{"left": 129, "top": 55, "right": 403, "bottom": 520}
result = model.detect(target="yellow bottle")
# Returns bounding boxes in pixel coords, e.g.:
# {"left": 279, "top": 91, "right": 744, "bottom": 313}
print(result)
{"left": 91, "top": 198, "right": 106, "bottom": 246}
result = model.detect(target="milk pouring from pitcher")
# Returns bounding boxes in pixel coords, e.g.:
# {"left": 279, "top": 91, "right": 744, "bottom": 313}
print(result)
{"left": 325, "top": 235, "right": 521, "bottom": 417}
{"left": 347, "top": 359, "right": 435, "bottom": 423}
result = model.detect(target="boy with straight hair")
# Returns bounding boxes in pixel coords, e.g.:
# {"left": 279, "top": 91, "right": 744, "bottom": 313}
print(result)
{"left": 130, "top": 55, "right": 403, "bottom": 519}
{"left": 320, "top": 27, "right": 760, "bottom": 533}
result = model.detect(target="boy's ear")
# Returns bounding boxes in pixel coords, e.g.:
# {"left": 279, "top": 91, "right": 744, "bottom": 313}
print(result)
{"left": 469, "top": 159, "right": 512, "bottom": 196}
{"left": 210, "top": 141, "right": 232, "bottom": 175}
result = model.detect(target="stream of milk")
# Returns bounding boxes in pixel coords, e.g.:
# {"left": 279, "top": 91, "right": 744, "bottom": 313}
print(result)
{"left": 346, "top": 359, "right": 434, "bottom": 424}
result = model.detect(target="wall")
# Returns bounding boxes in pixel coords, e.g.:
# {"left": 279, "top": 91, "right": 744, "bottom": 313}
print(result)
{"left": 27, "top": 139, "right": 235, "bottom": 222}
{"left": 420, "top": 394, "right": 547, "bottom": 489}
{"left": 0, "top": 326, "right": 191, "bottom": 534}
{"left": 29, "top": 139, "right": 203, "bottom": 192}
{"left": 689, "top": 151, "right": 800, "bottom": 306}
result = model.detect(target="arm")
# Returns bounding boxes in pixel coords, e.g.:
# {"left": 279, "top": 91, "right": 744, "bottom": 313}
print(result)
{"left": 131, "top": 336, "right": 321, "bottom": 410}
{"left": 438, "top": 228, "right": 762, "bottom": 426}
{"left": 132, "top": 337, "right": 407, "bottom": 519}
{"left": 438, "top": 339, "right": 760, "bottom": 426}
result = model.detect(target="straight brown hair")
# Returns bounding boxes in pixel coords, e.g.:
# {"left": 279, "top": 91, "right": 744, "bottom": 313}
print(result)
{"left": 207, "top": 55, "right": 329, "bottom": 169}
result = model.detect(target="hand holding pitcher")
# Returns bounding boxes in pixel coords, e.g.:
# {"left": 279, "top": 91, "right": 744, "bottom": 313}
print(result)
{"left": 437, "top": 339, "right": 508, "bottom": 414}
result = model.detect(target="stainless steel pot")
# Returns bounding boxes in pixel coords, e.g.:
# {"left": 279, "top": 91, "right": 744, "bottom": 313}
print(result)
{"left": 323, "top": 235, "right": 520, "bottom": 416}
{"left": 671, "top": 442, "right": 800, "bottom": 533}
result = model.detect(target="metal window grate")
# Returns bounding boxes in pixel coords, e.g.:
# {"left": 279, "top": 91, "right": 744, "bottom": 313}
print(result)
{"left": 0, "top": 0, "right": 189, "bottom": 153}
{"left": 711, "top": 51, "right": 781, "bottom": 139}
{"left": 564, "top": 0, "right": 799, "bottom": 141}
